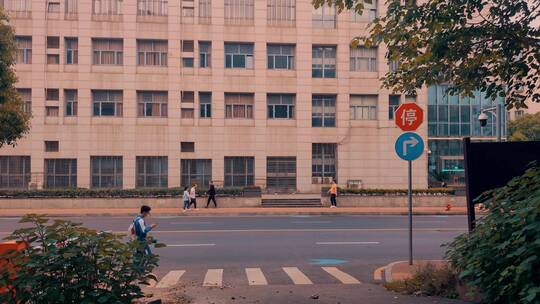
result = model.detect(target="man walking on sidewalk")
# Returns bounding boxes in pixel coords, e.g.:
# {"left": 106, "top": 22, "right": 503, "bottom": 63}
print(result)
{"left": 328, "top": 181, "right": 338, "bottom": 208}
{"left": 206, "top": 180, "right": 217, "bottom": 208}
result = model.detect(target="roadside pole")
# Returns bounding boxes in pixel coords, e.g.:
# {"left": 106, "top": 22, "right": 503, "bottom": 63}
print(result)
{"left": 394, "top": 103, "right": 425, "bottom": 266}
{"left": 408, "top": 160, "right": 413, "bottom": 265}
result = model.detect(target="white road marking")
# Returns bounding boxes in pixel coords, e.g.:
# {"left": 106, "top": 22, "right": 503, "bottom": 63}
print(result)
{"left": 322, "top": 267, "right": 361, "bottom": 284}
{"left": 282, "top": 267, "right": 313, "bottom": 285}
{"left": 290, "top": 221, "right": 332, "bottom": 224}
{"left": 166, "top": 243, "right": 215, "bottom": 247}
{"left": 245, "top": 268, "right": 268, "bottom": 286}
{"left": 316, "top": 241, "right": 380, "bottom": 245}
{"left": 155, "top": 270, "right": 186, "bottom": 288}
{"left": 203, "top": 269, "right": 223, "bottom": 287}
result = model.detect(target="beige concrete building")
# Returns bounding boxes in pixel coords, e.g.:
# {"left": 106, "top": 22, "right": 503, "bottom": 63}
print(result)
{"left": 0, "top": 0, "right": 428, "bottom": 192}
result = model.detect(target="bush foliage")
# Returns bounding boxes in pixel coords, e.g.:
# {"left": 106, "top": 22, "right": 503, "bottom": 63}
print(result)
{"left": 0, "top": 215, "right": 164, "bottom": 303}
{"left": 446, "top": 165, "right": 540, "bottom": 304}
{"left": 384, "top": 264, "right": 459, "bottom": 299}
{"left": 0, "top": 187, "right": 246, "bottom": 198}
{"left": 320, "top": 187, "right": 455, "bottom": 196}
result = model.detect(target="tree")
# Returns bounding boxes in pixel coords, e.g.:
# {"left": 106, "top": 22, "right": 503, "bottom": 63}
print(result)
{"left": 508, "top": 112, "right": 540, "bottom": 141}
{"left": 312, "top": 0, "right": 540, "bottom": 110}
{"left": 0, "top": 8, "right": 30, "bottom": 147}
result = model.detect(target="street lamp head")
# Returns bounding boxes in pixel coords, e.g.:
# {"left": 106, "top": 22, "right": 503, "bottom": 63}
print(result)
{"left": 478, "top": 112, "right": 489, "bottom": 127}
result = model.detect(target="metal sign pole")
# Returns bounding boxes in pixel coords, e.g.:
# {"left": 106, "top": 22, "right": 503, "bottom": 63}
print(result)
{"left": 408, "top": 160, "right": 413, "bottom": 266}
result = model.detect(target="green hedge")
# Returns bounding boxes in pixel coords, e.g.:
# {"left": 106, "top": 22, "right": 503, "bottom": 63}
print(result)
{"left": 320, "top": 187, "right": 456, "bottom": 196}
{"left": 0, "top": 187, "right": 245, "bottom": 198}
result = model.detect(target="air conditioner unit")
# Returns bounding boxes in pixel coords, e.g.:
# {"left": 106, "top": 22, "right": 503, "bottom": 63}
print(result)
{"left": 312, "top": 177, "right": 322, "bottom": 184}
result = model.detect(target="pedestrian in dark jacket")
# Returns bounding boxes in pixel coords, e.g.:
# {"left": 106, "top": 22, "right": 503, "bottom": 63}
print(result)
{"left": 206, "top": 180, "right": 217, "bottom": 208}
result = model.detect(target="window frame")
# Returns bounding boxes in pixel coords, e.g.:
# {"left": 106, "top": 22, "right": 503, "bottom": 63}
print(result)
{"left": 312, "top": 45, "right": 336, "bottom": 78}
{"left": 92, "top": 90, "right": 123, "bottom": 117}
{"left": 267, "top": 44, "right": 295, "bottom": 70}
{"left": 224, "top": 156, "right": 255, "bottom": 187}
{"left": 136, "top": 156, "right": 168, "bottom": 188}
{"left": 312, "top": 95, "right": 336, "bottom": 127}
{"left": 224, "top": 43, "right": 254, "bottom": 69}
{"left": 267, "top": 93, "right": 295, "bottom": 119}
{"left": 90, "top": 156, "right": 123, "bottom": 189}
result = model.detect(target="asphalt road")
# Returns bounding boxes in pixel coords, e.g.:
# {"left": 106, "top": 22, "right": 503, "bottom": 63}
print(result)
{"left": 0, "top": 214, "right": 470, "bottom": 304}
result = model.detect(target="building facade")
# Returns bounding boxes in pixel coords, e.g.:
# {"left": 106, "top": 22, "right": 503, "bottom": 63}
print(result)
{"left": 0, "top": 0, "right": 428, "bottom": 192}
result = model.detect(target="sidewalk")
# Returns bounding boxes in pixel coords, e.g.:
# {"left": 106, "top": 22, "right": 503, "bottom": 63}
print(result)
{"left": 0, "top": 206, "right": 467, "bottom": 217}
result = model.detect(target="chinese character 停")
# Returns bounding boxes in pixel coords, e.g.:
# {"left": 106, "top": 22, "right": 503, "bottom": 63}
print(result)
{"left": 401, "top": 109, "right": 417, "bottom": 126}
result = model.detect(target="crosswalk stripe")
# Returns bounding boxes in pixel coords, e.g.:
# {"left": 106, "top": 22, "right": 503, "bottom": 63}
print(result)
{"left": 322, "top": 267, "right": 361, "bottom": 284}
{"left": 155, "top": 270, "right": 186, "bottom": 288}
{"left": 282, "top": 267, "right": 313, "bottom": 285}
{"left": 203, "top": 269, "right": 224, "bottom": 287}
{"left": 245, "top": 268, "right": 268, "bottom": 286}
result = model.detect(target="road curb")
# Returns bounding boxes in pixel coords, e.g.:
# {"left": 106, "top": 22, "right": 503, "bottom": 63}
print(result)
{"left": 379, "top": 260, "right": 448, "bottom": 283}
{"left": 0, "top": 211, "right": 467, "bottom": 217}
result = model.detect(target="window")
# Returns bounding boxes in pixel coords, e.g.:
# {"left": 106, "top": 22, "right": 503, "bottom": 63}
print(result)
{"left": 0, "top": 156, "right": 31, "bottom": 189}
{"left": 137, "top": 91, "right": 167, "bottom": 117}
{"left": 181, "top": 108, "right": 194, "bottom": 118}
{"left": 46, "top": 106, "right": 59, "bottom": 117}
{"left": 15, "top": 36, "right": 32, "bottom": 64}
{"left": 267, "top": 0, "right": 295, "bottom": 26}
{"left": 199, "top": 92, "right": 211, "bottom": 118}
{"left": 312, "top": 5, "right": 335, "bottom": 28}
{"left": 47, "top": 1, "right": 60, "bottom": 12}
{"left": 224, "top": 157, "right": 254, "bottom": 187}
{"left": 266, "top": 156, "right": 296, "bottom": 189}
{"left": 199, "top": 0, "right": 211, "bottom": 21}
{"left": 64, "top": 89, "right": 78, "bottom": 116}
{"left": 137, "top": 40, "right": 167, "bottom": 66}
{"left": 181, "top": 159, "right": 211, "bottom": 188}
{"left": 181, "top": 142, "right": 195, "bottom": 152}
{"left": 267, "top": 94, "right": 295, "bottom": 119}
{"left": 312, "top": 46, "right": 336, "bottom": 78}
{"left": 65, "top": 0, "right": 77, "bottom": 14}
{"left": 312, "top": 143, "right": 337, "bottom": 182}
{"left": 92, "top": 90, "right": 123, "bottom": 116}
{"left": 47, "top": 54, "right": 60, "bottom": 64}
{"left": 352, "top": 0, "right": 377, "bottom": 22}
{"left": 47, "top": 36, "right": 60, "bottom": 49}
{"left": 65, "top": 38, "right": 78, "bottom": 64}
{"left": 225, "top": 43, "right": 253, "bottom": 69}
{"left": 1, "top": 0, "right": 32, "bottom": 13}
{"left": 183, "top": 58, "right": 194, "bottom": 67}
{"left": 17, "top": 89, "right": 31, "bottom": 114}
{"left": 182, "top": 40, "right": 194, "bottom": 52}
{"left": 92, "top": 38, "right": 123, "bottom": 65}
{"left": 312, "top": 95, "right": 336, "bottom": 127}
{"left": 225, "top": 93, "right": 254, "bottom": 119}
{"left": 388, "top": 95, "right": 400, "bottom": 119}
{"left": 267, "top": 44, "right": 294, "bottom": 70}
{"left": 199, "top": 41, "right": 211, "bottom": 68}
{"left": 181, "top": 91, "right": 194, "bottom": 103}
{"left": 91, "top": 156, "right": 122, "bottom": 188}
{"left": 350, "top": 47, "right": 377, "bottom": 71}
{"left": 515, "top": 110, "right": 524, "bottom": 119}
{"left": 350, "top": 95, "right": 377, "bottom": 120}
{"left": 46, "top": 89, "right": 59, "bottom": 101}
{"left": 181, "top": 0, "right": 194, "bottom": 18}
{"left": 44, "top": 159, "right": 77, "bottom": 188}
{"left": 137, "top": 0, "right": 167, "bottom": 16}
{"left": 136, "top": 156, "right": 168, "bottom": 188}
{"left": 388, "top": 60, "right": 399, "bottom": 72}
{"left": 92, "top": 0, "right": 122, "bottom": 15}
{"left": 224, "top": 0, "right": 254, "bottom": 24}
{"left": 45, "top": 141, "right": 59, "bottom": 152}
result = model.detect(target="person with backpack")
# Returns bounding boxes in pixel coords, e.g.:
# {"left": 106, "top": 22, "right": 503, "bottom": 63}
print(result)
{"left": 130, "top": 205, "right": 158, "bottom": 266}
{"left": 182, "top": 186, "right": 190, "bottom": 213}
{"left": 206, "top": 180, "right": 217, "bottom": 208}
{"left": 189, "top": 183, "right": 198, "bottom": 209}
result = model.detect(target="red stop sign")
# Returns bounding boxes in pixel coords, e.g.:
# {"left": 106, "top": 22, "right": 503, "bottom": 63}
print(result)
{"left": 395, "top": 103, "right": 424, "bottom": 131}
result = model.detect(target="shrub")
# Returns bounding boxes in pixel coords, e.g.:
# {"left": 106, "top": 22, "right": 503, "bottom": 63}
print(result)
{"left": 0, "top": 214, "right": 164, "bottom": 303}
{"left": 0, "top": 187, "right": 245, "bottom": 199}
{"left": 384, "top": 263, "right": 460, "bottom": 299}
{"left": 446, "top": 165, "right": 540, "bottom": 304}
{"left": 320, "top": 187, "right": 455, "bottom": 196}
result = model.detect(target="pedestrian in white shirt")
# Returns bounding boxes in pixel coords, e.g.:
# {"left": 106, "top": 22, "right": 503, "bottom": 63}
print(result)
{"left": 189, "top": 183, "right": 197, "bottom": 209}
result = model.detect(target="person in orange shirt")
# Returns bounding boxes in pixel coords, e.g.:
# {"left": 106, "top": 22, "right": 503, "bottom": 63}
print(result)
{"left": 328, "top": 181, "right": 338, "bottom": 208}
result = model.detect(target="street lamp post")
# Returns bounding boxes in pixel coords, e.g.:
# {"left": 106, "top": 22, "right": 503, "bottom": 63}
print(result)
{"left": 478, "top": 103, "right": 503, "bottom": 142}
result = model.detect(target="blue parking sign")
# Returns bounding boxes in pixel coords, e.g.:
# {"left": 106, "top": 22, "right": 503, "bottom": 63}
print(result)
{"left": 395, "top": 132, "right": 425, "bottom": 161}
